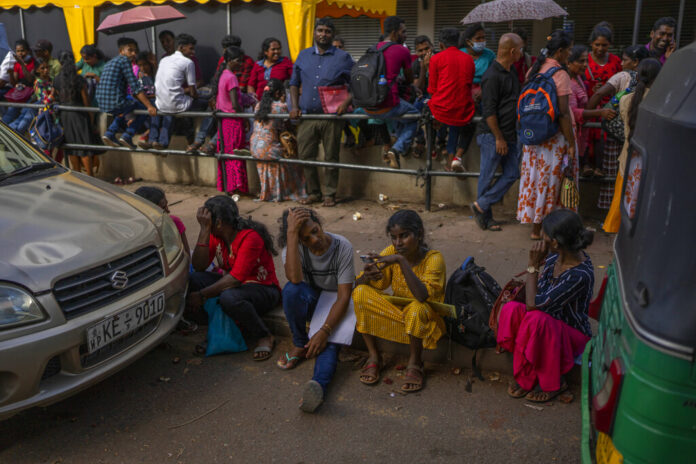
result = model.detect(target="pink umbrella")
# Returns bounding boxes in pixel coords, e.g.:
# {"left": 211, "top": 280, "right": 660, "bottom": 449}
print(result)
{"left": 461, "top": 0, "right": 567, "bottom": 25}
{"left": 97, "top": 5, "right": 186, "bottom": 35}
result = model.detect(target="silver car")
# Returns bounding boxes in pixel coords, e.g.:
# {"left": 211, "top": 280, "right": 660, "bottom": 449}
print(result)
{"left": 0, "top": 124, "right": 189, "bottom": 420}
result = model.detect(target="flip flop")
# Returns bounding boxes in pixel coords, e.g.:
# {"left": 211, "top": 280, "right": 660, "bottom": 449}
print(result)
{"left": 253, "top": 344, "right": 274, "bottom": 362}
{"left": 276, "top": 352, "right": 302, "bottom": 370}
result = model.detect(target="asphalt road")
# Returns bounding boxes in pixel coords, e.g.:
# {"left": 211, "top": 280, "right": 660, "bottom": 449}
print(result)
{"left": 0, "top": 185, "right": 612, "bottom": 463}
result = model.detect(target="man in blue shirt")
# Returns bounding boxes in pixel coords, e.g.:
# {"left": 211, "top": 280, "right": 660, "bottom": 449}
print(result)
{"left": 290, "top": 18, "right": 353, "bottom": 207}
{"left": 96, "top": 37, "right": 157, "bottom": 149}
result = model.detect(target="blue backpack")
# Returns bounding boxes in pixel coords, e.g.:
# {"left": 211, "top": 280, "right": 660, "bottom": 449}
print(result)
{"left": 29, "top": 105, "right": 63, "bottom": 151}
{"left": 517, "top": 67, "right": 563, "bottom": 145}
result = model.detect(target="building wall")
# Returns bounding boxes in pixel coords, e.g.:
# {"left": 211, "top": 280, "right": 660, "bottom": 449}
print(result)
{"left": 0, "top": 6, "right": 71, "bottom": 56}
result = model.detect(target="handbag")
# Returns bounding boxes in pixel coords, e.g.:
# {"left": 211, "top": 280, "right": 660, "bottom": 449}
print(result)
{"left": 5, "top": 85, "right": 33, "bottom": 103}
{"left": 318, "top": 85, "right": 352, "bottom": 114}
{"left": 560, "top": 175, "right": 580, "bottom": 210}
{"left": 279, "top": 130, "right": 298, "bottom": 159}
{"left": 204, "top": 297, "right": 247, "bottom": 356}
{"left": 488, "top": 272, "right": 526, "bottom": 336}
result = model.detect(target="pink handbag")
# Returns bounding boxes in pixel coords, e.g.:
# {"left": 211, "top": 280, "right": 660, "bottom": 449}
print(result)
{"left": 5, "top": 85, "right": 33, "bottom": 103}
{"left": 318, "top": 85, "right": 352, "bottom": 114}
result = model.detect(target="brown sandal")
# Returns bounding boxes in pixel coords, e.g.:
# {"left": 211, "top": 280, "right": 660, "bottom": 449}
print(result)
{"left": 299, "top": 193, "right": 322, "bottom": 205}
{"left": 322, "top": 195, "right": 336, "bottom": 207}
{"left": 359, "top": 360, "right": 381, "bottom": 385}
{"left": 524, "top": 382, "right": 568, "bottom": 402}
{"left": 507, "top": 380, "right": 530, "bottom": 398}
{"left": 401, "top": 364, "right": 424, "bottom": 393}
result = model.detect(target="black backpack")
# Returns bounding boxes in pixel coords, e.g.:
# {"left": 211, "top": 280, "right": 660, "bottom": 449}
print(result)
{"left": 350, "top": 42, "right": 396, "bottom": 108}
{"left": 444, "top": 257, "right": 502, "bottom": 378}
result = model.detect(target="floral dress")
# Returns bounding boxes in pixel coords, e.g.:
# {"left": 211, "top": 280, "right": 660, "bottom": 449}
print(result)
{"left": 249, "top": 100, "right": 306, "bottom": 202}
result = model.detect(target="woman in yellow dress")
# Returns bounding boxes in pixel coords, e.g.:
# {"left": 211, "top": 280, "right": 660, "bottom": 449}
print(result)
{"left": 353, "top": 210, "right": 446, "bottom": 393}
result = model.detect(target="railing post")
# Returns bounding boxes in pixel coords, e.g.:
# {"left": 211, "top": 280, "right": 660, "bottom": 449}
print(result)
{"left": 424, "top": 116, "right": 433, "bottom": 211}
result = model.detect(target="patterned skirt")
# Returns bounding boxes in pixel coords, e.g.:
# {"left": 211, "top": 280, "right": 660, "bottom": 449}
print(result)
{"left": 517, "top": 132, "right": 578, "bottom": 225}
{"left": 598, "top": 139, "right": 620, "bottom": 209}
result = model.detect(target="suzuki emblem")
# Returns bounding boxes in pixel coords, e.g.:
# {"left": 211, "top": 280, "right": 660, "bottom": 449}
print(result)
{"left": 110, "top": 270, "right": 129, "bottom": 290}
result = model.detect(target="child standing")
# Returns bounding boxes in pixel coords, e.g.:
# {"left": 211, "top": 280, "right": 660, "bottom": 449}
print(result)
{"left": 95, "top": 37, "right": 157, "bottom": 149}
{"left": 215, "top": 46, "right": 248, "bottom": 194}
{"left": 250, "top": 78, "right": 306, "bottom": 202}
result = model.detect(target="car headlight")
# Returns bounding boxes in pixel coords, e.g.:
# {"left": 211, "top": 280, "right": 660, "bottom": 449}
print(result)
{"left": 0, "top": 284, "right": 46, "bottom": 329}
{"left": 158, "top": 214, "right": 183, "bottom": 267}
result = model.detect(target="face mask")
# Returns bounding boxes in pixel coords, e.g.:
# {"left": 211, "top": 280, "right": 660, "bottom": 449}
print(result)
{"left": 471, "top": 41, "right": 486, "bottom": 53}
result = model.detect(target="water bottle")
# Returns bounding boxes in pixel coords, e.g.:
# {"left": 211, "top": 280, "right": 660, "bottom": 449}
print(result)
{"left": 378, "top": 75, "right": 387, "bottom": 86}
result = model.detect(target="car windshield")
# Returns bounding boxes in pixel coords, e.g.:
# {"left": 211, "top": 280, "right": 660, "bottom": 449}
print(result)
{"left": 0, "top": 124, "right": 53, "bottom": 179}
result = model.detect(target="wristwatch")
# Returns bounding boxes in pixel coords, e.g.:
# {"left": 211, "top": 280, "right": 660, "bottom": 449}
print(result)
{"left": 527, "top": 265, "right": 539, "bottom": 274}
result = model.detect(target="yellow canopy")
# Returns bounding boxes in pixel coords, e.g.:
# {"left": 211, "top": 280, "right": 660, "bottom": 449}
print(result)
{"left": 0, "top": 0, "right": 396, "bottom": 61}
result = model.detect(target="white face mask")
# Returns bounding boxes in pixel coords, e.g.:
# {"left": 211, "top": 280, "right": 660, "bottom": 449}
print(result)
{"left": 471, "top": 41, "right": 486, "bottom": 53}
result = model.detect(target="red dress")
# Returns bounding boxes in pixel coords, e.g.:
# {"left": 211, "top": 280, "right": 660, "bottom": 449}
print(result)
{"left": 583, "top": 53, "right": 622, "bottom": 159}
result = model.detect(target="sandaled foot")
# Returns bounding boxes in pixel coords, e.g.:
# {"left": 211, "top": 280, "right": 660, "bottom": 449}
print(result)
{"left": 186, "top": 142, "right": 202, "bottom": 154}
{"left": 507, "top": 380, "right": 530, "bottom": 398}
{"left": 322, "top": 195, "right": 337, "bottom": 207}
{"left": 525, "top": 382, "right": 568, "bottom": 402}
{"left": 470, "top": 202, "right": 487, "bottom": 230}
{"left": 593, "top": 168, "right": 605, "bottom": 178}
{"left": 277, "top": 347, "right": 305, "bottom": 370}
{"left": 253, "top": 336, "right": 275, "bottom": 361}
{"left": 359, "top": 358, "right": 381, "bottom": 385}
{"left": 582, "top": 165, "right": 594, "bottom": 177}
{"left": 401, "top": 364, "right": 424, "bottom": 393}
{"left": 299, "top": 194, "right": 322, "bottom": 206}
{"left": 486, "top": 218, "right": 502, "bottom": 232}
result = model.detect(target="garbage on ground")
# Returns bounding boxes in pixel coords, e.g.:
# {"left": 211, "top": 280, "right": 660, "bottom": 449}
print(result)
{"left": 524, "top": 403, "right": 544, "bottom": 411}
{"left": 172, "top": 356, "right": 181, "bottom": 364}
{"left": 487, "top": 372, "right": 501, "bottom": 382}
{"left": 231, "top": 194, "right": 240, "bottom": 202}
{"left": 386, "top": 204, "right": 401, "bottom": 211}
{"left": 186, "top": 358, "right": 202, "bottom": 366}
{"left": 450, "top": 367, "right": 462, "bottom": 375}
{"left": 378, "top": 193, "right": 388, "bottom": 203}
{"left": 352, "top": 212, "right": 362, "bottom": 221}
{"left": 159, "top": 376, "right": 171, "bottom": 383}
{"left": 384, "top": 377, "right": 393, "bottom": 385}
{"left": 438, "top": 203, "right": 446, "bottom": 208}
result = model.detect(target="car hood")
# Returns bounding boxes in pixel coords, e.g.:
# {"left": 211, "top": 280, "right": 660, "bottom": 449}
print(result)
{"left": 0, "top": 171, "right": 161, "bottom": 292}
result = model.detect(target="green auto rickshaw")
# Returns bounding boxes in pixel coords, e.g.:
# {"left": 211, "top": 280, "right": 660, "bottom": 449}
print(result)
{"left": 581, "top": 42, "right": 696, "bottom": 463}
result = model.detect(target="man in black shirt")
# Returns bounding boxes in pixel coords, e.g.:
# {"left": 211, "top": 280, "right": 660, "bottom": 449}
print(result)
{"left": 471, "top": 33, "right": 523, "bottom": 231}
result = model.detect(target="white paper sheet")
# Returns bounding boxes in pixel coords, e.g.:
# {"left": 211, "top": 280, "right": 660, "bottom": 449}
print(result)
{"left": 308, "top": 291, "right": 356, "bottom": 346}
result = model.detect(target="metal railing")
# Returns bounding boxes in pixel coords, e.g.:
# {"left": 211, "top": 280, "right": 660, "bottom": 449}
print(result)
{"left": 0, "top": 101, "right": 609, "bottom": 211}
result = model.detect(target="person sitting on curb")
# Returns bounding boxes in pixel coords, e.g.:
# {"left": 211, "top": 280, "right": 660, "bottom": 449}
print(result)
{"left": 353, "top": 210, "right": 447, "bottom": 393}
{"left": 95, "top": 37, "right": 157, "bottom": 149}
{"left": 186, "top": 196, "right": 281, "bottom": 361}
{"left": 497, "top": 209, "right": 594, "bottom": 402}
{"left": 277, "top": 207, "right": 356, "bottom": 413}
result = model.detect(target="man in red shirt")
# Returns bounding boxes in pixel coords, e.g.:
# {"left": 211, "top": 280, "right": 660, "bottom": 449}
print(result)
{"left": 427, "top": 28, "right": 475, "bottom": 172}
{"left": 365, "top": 16, "right": 420, "bottom": 169}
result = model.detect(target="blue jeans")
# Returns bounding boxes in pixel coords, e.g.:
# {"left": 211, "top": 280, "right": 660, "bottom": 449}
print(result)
{"left": 2, "top": 105, "right": 20, "bottom": 124}
{"left": 9, "top": 107, "right": 36, "bottom": 133}
{"left": 282, "top": 282, "right": 340, "bottom": 393}
{"left": 148, "top": 114, "right": 174, "bottom": 147}
{"left": 368, "top": 98, "right": 419, "bottom": 154}
{"left": 476, "top": 132, "right": 521, "bottom": 213}
{"left": 104, "top": 100, "right": 148, "bottom": 140}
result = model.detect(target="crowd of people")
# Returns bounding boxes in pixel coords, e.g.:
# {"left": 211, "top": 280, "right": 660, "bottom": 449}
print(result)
{"left": 0, "top": 14, "right": 677, "bottom": 231}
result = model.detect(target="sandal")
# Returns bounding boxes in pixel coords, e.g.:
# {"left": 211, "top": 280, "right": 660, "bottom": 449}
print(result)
{"left": 507, "top": 380, "right": 530, "bottom": 398}
{"left": 470, "top": 203, "right": 487, "bottom": 230}
{"left": 593, "top": 168, "right": 605, "bottom": 178}
{"left": 253, "top": 340, "right": 275, "bottom": 362}
{"left": 582, "top": 165, "right": 594, "bottom": 177}
{"left": 359, "top": 359, "right": 381, "bottom": 385}
{"left": 299, "top": 194, "right": 322, "bottom": 206}
{"left": 113, "top": 177, "right": 123, "bottom": 185}
{"left": 201, "top": 142, "right": 216, "bottom": 155}
{"left": 525, "top": 381, "right": 568, "bottom": 402}
{"left": 276, "top": 351, "right": 303, "bottom": 370}
{"left": 401, "top": 364, "right": 424, "bottom": 393}
{"left": 486, "top": 219, "right": 502, "bottom": 232}
{"left": 322, "top": 195, "right": 337, "bottom": 207}
{"left": 186, "top": 142, "right": 203, "bottom": 154}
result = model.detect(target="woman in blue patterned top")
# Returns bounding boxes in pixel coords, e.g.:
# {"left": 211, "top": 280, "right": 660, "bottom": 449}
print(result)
{"left": 497, "top": 209, "right": 594, "bottom": 402}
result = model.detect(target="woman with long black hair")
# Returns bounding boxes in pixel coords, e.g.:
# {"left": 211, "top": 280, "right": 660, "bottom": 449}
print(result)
{"left": 53, "top": 51, "right": 97, "bottom": 176}
{"left": 603, "top": 58, "right": 662, "bottom": 232}
{"left": 250, "top": 79, "right": 306, "bottom": 202}
{"left": 517, "top": 30, "right": 577, "bottom": 240}
{"left": 187, "top": 195, "right": 281, "bottom": 361}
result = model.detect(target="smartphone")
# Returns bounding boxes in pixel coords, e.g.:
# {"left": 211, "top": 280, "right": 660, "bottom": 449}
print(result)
{"left": 360, "top": 255, "right": 377, "bottom": 263}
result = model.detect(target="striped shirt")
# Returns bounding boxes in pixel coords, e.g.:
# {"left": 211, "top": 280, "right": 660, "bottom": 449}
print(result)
{"left": 535, "top": 252, "right": 594, "bottom": 336}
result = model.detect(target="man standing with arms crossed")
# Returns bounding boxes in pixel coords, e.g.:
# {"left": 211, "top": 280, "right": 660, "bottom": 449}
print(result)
{"left": 471, "top": 33, "right": 523, "bottom": 231}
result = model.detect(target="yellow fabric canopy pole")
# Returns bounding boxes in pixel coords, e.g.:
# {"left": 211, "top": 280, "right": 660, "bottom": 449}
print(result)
{"left": 62, "top": 4, "right": 95, "bottom": 60}
{"left": 281, "top": 0, "right": 316, "bottom": 60}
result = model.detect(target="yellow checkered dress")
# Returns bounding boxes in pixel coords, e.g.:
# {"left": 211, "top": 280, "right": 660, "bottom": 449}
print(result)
{"left": 353, "top": 246, "right": 446, "bottom": 350}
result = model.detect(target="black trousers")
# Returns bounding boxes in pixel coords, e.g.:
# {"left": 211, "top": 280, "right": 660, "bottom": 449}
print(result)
{"left": 188, "top": 272, "right": 280, "bottom": 340}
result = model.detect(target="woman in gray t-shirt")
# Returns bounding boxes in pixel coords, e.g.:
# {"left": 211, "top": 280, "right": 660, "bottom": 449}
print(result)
{"left": 277, "top": 208, "right": 355, "bottom": 413}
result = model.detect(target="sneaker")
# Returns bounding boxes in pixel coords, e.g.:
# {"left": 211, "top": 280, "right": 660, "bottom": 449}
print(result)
{"left": 385, "top": 150, "right": 400, "bottom": 169}
{"left": 451, "top": 157, "right": 464, "bottom": 172}
{"left": 299, "top": 380, "right": 324, "bottom": 413}
{"left": 101, "top": 134, "right": 120, "bottom": 147}
{"left": 137, "top": 139, "right": 152, "bottom": 150}
{"left": 119, "top": 135, "right": 136, "bottom": 150}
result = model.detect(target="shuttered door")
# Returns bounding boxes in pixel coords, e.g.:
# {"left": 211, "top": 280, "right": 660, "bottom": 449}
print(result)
{"left": 397, "top": 0, "right": 419, "bottom": 51}
{"left": 551, "top": 0, "right": 694, "bottom": 53}
{"left": 333, "top": 16, "right": 382, "bottom": 60}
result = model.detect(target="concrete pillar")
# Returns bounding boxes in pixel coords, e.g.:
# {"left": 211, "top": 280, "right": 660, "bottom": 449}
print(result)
{"left": 417, "top": 0, "right": 436, "bottom": 43}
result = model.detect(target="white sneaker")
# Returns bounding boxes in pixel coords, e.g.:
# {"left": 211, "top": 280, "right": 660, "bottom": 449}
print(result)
{"left": 451, "top": 157, "right": 464, "bottom": 172}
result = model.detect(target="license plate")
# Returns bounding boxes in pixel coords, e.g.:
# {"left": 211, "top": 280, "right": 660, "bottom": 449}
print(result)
{"left": 596, "top": 431, "right": 623, "bottom": 464}
{"left": 86, "top": 292, "right": 165, "bottom": 354}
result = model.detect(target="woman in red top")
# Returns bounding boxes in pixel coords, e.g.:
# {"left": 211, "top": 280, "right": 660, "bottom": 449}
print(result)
{"left": 583, "top": 26, "right": 622, "bottom": 177}
{"left": 247, "top": 38, "right": 293, "bottom": 100}
{"left": 187, "top": 196, "right": 281, "bottom": 361}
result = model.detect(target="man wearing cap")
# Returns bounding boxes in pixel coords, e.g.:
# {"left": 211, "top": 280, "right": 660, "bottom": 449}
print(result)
{"left": 33, "top": 40, "right": 60, "bottom": 78}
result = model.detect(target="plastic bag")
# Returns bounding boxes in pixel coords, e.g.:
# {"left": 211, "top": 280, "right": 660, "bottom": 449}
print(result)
{"left": 204, "top": 297, "right": 247, "bottom": 356}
